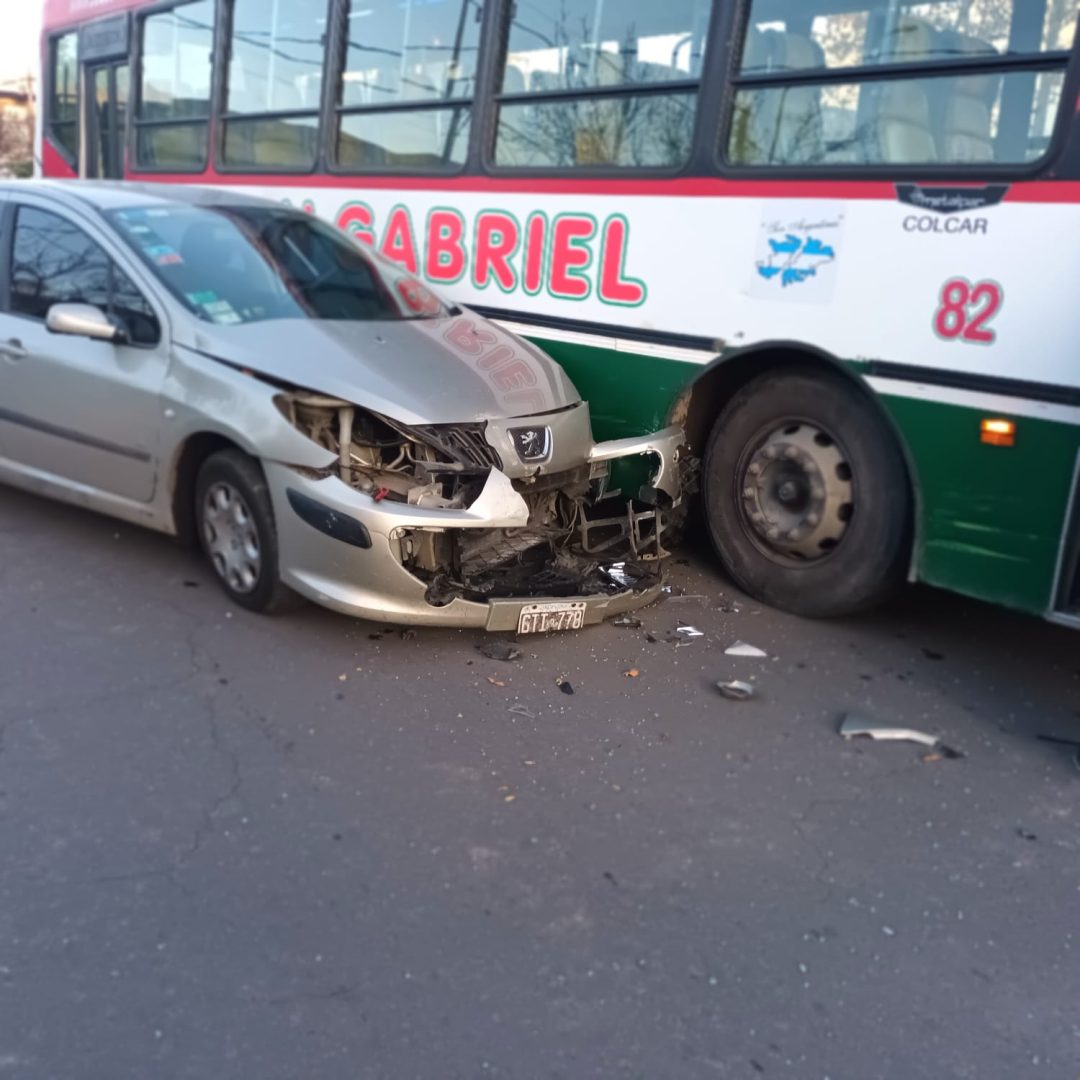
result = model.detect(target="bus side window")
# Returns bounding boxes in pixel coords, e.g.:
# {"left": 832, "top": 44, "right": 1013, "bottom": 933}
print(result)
{"left": 221, "top": 0, "right": 325, "bottom": 171}
{"left": 332, "top": 0, "right": 481, "bottom": 172}
{"left": 492, "top": 0, "right": 712, "bottom": 170}
{"left": 133, "top": 0, "right": 214, "bottom": 170}
{"left": 47, "top": 32, "right": 79, "bottom": 163}
{"left": 726, "top": 0, "right": 1077, "bottom": 170}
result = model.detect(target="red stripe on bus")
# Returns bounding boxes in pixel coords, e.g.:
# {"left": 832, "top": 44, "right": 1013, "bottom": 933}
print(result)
{"left": 44, "top": 0, "right": 144, "bottom": 28}
{"left": 116, "top": 169, "right": 1080, "bottom": 204}
{"left": 42, "top": 140, "right": 76, "bottom": 179}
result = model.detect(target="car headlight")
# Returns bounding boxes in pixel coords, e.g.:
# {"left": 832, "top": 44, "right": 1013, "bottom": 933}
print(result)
{"left": 275, "top": 392, "right": 498, "bottom": 510}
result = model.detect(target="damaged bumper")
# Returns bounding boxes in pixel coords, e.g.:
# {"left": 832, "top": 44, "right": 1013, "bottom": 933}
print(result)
{"left": 263, "top": 410, "right": 684, "bottom": 628}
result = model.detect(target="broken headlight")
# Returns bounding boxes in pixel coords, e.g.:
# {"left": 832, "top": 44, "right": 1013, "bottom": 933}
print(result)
{"left": 275, "top": 392, "right": 495, "bottom": 511}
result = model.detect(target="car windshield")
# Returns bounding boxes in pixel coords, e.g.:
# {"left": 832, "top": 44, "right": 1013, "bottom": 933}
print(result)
{"left": 106, "top": 203, "right": 452, "bottom": 325}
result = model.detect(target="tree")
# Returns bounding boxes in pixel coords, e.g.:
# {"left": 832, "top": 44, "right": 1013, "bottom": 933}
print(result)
{"left": 0, "top": 83, "right": 35, "bottom": 178}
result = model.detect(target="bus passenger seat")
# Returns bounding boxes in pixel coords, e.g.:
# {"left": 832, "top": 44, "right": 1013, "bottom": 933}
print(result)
{"left": 873, "top": 16, "right": 939, "bottom": 162}
{"left": 937, "top": 30, "right": 1000, "bottom": 162}
{"left": 730, "top": 28, "right": 824, "bottom": 165}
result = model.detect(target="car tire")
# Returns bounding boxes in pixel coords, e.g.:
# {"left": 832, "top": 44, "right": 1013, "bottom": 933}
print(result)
{"left": 194, "top": 450, "right": 301, "bottom": 614}
{"left": 701, "top": 367, "right": 912, "bottom": 618}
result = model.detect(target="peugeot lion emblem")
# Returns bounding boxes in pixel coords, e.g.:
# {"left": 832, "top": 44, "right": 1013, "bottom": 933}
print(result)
{"left": 510, "top": 426, "right": 552, "bottom": 464}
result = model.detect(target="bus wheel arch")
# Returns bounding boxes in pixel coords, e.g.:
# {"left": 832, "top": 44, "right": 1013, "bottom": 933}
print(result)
{"left": 675, "top": 345, "right": 919, "bottom": 617}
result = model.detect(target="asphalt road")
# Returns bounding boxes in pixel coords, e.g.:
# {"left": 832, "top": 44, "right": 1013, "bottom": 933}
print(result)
{"left": 0, "top": 483, "right": 1077, "bottom": 1080}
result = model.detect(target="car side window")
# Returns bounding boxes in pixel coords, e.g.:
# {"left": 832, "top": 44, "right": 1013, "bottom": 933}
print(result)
{"left": 10, "top": 206, "right": 161, "bottom": 346}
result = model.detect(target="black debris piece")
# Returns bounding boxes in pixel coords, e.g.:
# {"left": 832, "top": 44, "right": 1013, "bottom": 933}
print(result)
{"left": 556, "top": 676, "right": 575, "bottom": 695}
{"left": 922, "top": 648, "right": 945, "bottom": 661}
{"left": 477, "top": 641, "right": 522, "bottom": 662}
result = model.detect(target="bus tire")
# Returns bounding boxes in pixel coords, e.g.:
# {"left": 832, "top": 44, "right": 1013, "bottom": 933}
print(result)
{"left": 702, "top": 367, "right": 911, "bottom": 617}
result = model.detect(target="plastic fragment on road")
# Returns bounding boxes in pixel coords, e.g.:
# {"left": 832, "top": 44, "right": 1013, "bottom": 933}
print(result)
{"left": 839, "top": 714, "right": 964, "bottom": 758}
{"left": 624, "top": 668, "right": 641, "bottom": 678}
{"left": 676, "top": 625, "right": 704, "bottom": 638}
{"left": 725, "top": 641, "right": 767, "bottom": 658}
{"left": 716, "top": 680, "right": 755, "bottom": 701}
{"left": 487, "top": 676, "right": 507, "bottom": 687}
{"left": 611, "top": 615, "right": 642, "bottom": 629}
{"left": 477, "top": 641, "right": 522, "bottom": 662}
{"left": 556, "top": 676, "right": 575, "bottom": 695}
{"left": 508, "top": 704, "right": 536, "bottom": 719}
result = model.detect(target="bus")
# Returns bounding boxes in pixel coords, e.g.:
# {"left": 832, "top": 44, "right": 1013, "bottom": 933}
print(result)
{"left": 37, "top": 0, "right": 1080, "bottom": 626}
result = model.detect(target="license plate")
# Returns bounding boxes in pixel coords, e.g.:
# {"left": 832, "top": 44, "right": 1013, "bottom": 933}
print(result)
{"left": 517, "top": 601, "right": 587, "bottom": 635}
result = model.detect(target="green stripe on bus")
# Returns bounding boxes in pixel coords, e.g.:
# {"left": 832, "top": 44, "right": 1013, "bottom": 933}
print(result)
{"left": 880, "top": 395, "right": 1079, "bottom": 616}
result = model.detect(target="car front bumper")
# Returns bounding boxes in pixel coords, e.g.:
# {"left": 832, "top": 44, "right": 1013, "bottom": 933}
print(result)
{"left": 263, "top": 423, "right": 683, "bottom": 628}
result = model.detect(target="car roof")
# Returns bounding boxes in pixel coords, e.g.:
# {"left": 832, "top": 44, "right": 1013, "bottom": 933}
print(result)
{"left": 0, "top": 179, "right": 286, "bottom": 215}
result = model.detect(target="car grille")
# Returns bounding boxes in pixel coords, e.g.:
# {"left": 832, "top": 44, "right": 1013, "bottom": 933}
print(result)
{"left": 413, "top": 423, "right": 503, "bottom": 471}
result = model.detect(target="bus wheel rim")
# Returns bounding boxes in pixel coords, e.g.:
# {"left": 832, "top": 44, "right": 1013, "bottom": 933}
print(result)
{"left": 737, "top": 420, "right": 854, "bottom": 564}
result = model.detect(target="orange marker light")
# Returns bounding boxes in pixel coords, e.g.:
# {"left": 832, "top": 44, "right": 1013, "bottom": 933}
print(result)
{"left": 980, "top": 418, "right": 1016, "bottom": 447}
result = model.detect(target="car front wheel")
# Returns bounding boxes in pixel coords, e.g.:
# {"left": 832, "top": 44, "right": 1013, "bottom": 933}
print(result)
{"left": 194, "top": 449, "right": 299, "bottom": 614}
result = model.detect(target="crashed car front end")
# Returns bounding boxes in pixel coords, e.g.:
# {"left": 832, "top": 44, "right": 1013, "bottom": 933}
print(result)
{"left": 265, "top": 393, "right": 684, "bottom": 629}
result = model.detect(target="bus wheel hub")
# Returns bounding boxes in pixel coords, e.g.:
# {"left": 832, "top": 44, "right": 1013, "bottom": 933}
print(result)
{"left": 740, "top": 422, "right": 854, "bottom": 562}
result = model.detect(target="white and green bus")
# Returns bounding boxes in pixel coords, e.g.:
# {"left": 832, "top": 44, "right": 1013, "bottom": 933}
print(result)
{"left": 41, "top": 0, "right": 1080, "bottom": 624}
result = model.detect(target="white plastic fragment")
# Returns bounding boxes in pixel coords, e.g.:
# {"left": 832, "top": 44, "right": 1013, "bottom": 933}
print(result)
{"left": 716, "top": 680, "right": 755, "bottom": 701}
{"left": 725, "top": 641, "right": 767, "bottom": 658}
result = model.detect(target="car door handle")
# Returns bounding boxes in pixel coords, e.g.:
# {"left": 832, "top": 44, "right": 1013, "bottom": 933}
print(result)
{"left": 0, "top": 338, "right": 27, "bottom": 362}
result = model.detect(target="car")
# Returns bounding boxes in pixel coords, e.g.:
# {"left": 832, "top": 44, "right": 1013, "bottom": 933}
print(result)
{"left": 0, "top": 181, "right": 684, "bottom": 632}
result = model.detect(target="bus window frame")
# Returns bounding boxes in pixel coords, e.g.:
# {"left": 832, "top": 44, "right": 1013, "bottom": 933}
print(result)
{"left": 44, "top": 30, "right": 80, "bottom": 170}
{"left": 322, "top": 0, "right": 493, "bottom": 178}
{"left": 480, "top": 0, "right": 722, "bottom": 179}
{"left": 130, "top": 0, "right": 218, "bottom": 175}
{"left": 213, "top": 0, "right": 334, "bottom": 176}
{"left": 715, "top": 0, "right": 1080, "bottom": 182}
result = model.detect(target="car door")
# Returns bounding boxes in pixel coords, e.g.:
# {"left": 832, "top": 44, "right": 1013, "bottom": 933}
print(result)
{"left": 0, "top": 199, "right": 167, "bottom": 503}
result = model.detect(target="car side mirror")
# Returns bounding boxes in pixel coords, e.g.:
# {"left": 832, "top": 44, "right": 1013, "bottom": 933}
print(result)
{"left": 46, "top": 303, "right": 123, "bottom": 343}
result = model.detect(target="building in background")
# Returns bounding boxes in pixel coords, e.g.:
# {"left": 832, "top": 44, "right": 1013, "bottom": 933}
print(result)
{"left": 0, "top": 77, "right": 35, "bottom": 177}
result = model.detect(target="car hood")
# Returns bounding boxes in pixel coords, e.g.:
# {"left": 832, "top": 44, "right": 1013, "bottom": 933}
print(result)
{"left": 184, "top": 310, "right": 581, "bottom": 425}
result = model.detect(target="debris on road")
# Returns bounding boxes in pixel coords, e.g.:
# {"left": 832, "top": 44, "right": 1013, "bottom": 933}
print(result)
{"left": 646, "top": 629, "right": 694, "bottom": 646}
{"left": 922, "top": 648, "right": 945, "bottom": 661}
{"left": 725, "top": 641, "right": 767, "bottom": 658}
{"left": 487, "top": 676, "right": 507, "bottom": 687}
{"left": 508, "top": 704, "right": 536, "bottom": 719}
{"left": 556, "top": 676, "right": 575, "bottom": 695}
{"left": 1036, "top": 734, "right": 1080, "bottom": 772}
{"left": 676, "top": 625, "right": 704, "bottom": 638}
{"left": 624, "top": 668, "right": 641, "bottom": 678}
{"left": 182, "top": 580, "right": 200, "bottom": 588}
{"left": 611, "top": 615, "right": 643, "bottom": 629}
{"left": 839, "top": 714, "right": 964, "bottom": 758}
{"left": 477, "top": 641, "right": 522, "bottom": 662}
{"left": 716, "top": 679, "right": 755, "bottom": 701}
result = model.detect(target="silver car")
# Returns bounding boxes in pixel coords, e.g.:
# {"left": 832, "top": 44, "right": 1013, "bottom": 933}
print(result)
{"left": 0, "top": 182, "right": 684, "bottom": 631}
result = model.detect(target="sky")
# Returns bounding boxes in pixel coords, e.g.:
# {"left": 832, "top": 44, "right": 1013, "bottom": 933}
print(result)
{"left": 0, "top": 2, "right": 43, "bottom": 89}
